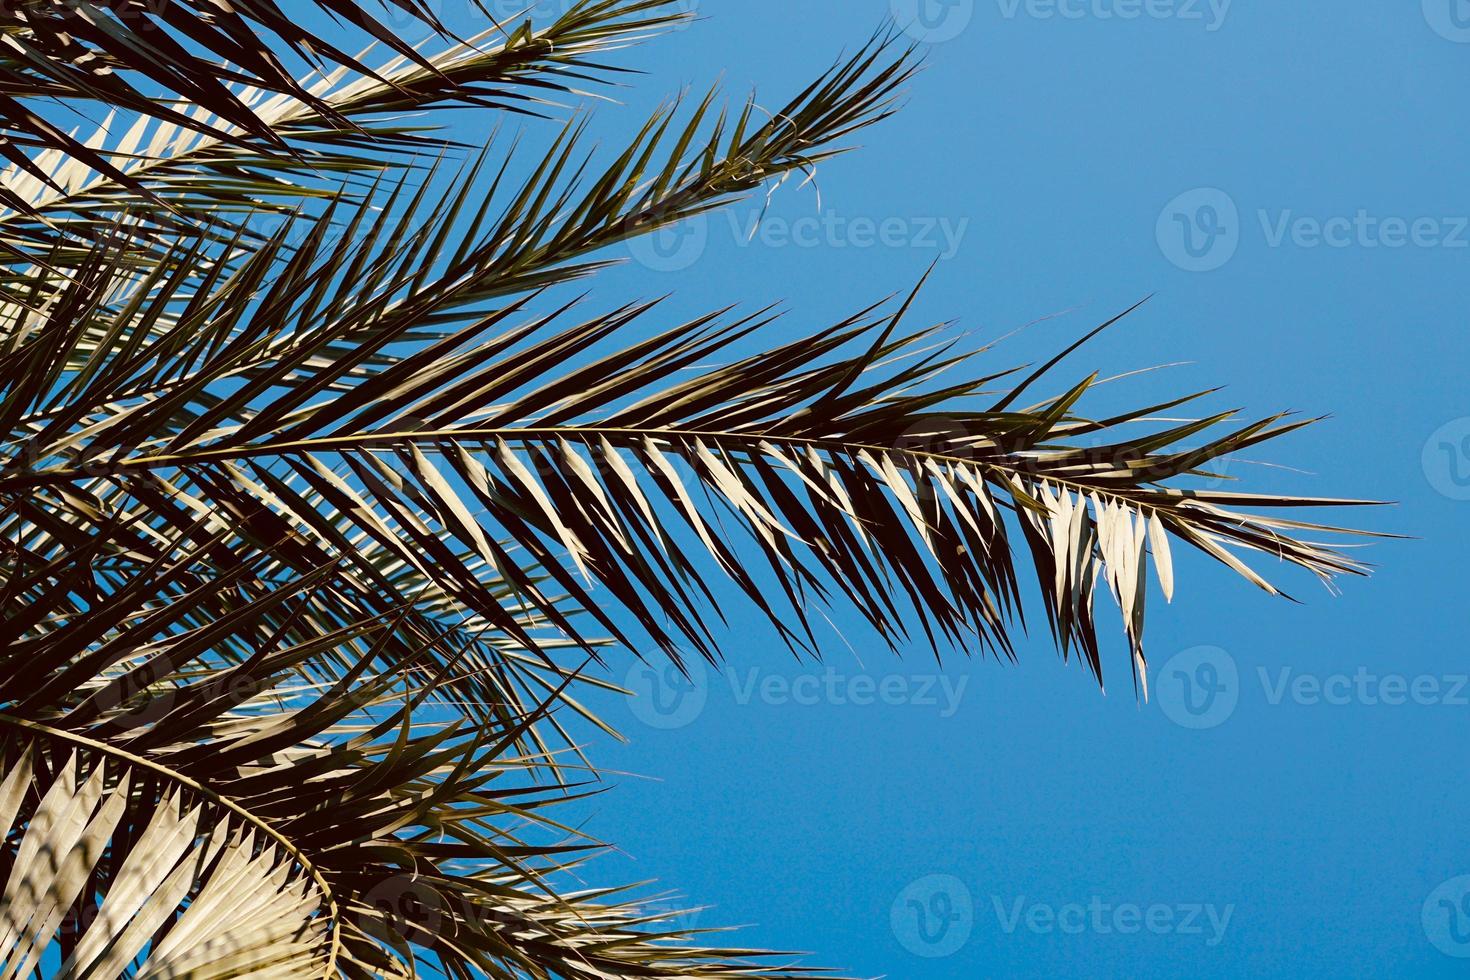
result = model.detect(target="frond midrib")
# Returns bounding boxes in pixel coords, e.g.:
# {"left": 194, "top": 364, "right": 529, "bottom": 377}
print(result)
{"left": 0, "top": 711, "right": 341, "bottom": 977}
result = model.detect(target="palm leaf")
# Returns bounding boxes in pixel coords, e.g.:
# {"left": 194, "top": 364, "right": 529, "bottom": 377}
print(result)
{"left": 0, "top": 540, "right": 844, "bottom": 977}
{"left": 0, "top": 1, "right": 696, "bottom": 262}
{"left": 0, "top": 4, "right": 1385, "bottom": 978}
{"left": 0, "top": 204, "right": 1382, "bottom": 690}
{"left": 0, "top": 0, "right": 679, "bottom": 210}
{"left": 0, "top": 731, "right": 334, "bottom": 979}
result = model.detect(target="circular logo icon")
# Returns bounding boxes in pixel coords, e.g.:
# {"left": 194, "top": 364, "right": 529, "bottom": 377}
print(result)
{"left": 1424, "top": 0, "right": 1470, "bottom": 42}
{"left": 628, "top": 215, "right": 709, "bottom": 272}
{"left": 1155, "top": 645, "right": 1239, "bottom": 729}
{"left": 625, "top": 657, "right": 708, "bottom": 730}
{"left": 893, "top": 415, "right": 978, "bottom": 459}
{"left": 359, "top": 874, "right": 446, "bottom": 942}
{"left": 1422, "top": 417, "right": 1470, "bottom": 500}
{"left": 1157, "top": 188, "right": 1240, "bottom": 272}
{"left": 890, "top": 0, "right": 975, "bottom": 43}
{"left": 1424, "top": 876, "right": 1470, "bottom": 957}
{"left": 891, "top": 874, "right": 973, "bottom": 958}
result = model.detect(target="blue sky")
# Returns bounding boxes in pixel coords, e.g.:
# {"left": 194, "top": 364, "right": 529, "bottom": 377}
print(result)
{"left": 387, "top": 1, "right": 1463, "bottom": 975}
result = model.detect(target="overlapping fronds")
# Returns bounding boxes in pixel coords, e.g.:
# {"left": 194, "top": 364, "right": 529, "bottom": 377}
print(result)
{"left": 0, "top": 18, "right": 939, "bottom": 975}
{"left": 0, "top": 0, "right": 695, "bottom": 210}
{"left": 0, "top": 733, "right": 333, "bottom": 979}
{"left": 0, "top": 2, "right": 1382, "bottom": 977}
{"left": 0, "top": 31, "right": 918, "bottom": 714}
{"left": 0, "top": 0, "right": 697, "bottom": 262}
{"left": 0, "top": 182, "right": 1378, "bottom": 694}
{"left": 0, "top": 539, "right": 843, "bottom": 978}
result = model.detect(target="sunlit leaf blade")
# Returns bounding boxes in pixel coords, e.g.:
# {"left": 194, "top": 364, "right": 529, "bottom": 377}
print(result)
{"left": 0, "top": 4, "right": 1385, "bottom": 977}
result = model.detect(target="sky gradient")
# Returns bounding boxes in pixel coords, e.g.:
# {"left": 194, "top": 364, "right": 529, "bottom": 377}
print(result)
{"left": 411, "top": 2, "right": 1466, "bottom": 976}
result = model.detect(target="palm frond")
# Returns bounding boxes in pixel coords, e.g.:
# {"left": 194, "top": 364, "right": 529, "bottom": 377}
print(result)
{"left": 0, "top": 543, "right": 842, "bottom": 978}
{"left": 0, "top": 1, "right": 690, "bottom": 202}
{"left": 0, "top": 0, "right": 695, "bottom": 261}
{"left": 0, "top": 727, "right": 334, "bottom": 979}
{"left": 0, "top": 4, "right": 1385, "bottom": 977}
{"left": 0, "top": 34, "right": 916, "bottom": 722}
{"left": 0, "top": 193, "right": 1381, "bottom": 691}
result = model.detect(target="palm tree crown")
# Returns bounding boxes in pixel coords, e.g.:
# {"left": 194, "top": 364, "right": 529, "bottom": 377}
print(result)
{"left": 0, "top": 1, "right": 1379, "bottom": 976}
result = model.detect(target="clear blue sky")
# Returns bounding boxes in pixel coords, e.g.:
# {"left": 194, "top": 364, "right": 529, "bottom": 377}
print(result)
{"left": 419, "top": 1, "right": 1463, "bottom": 975}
